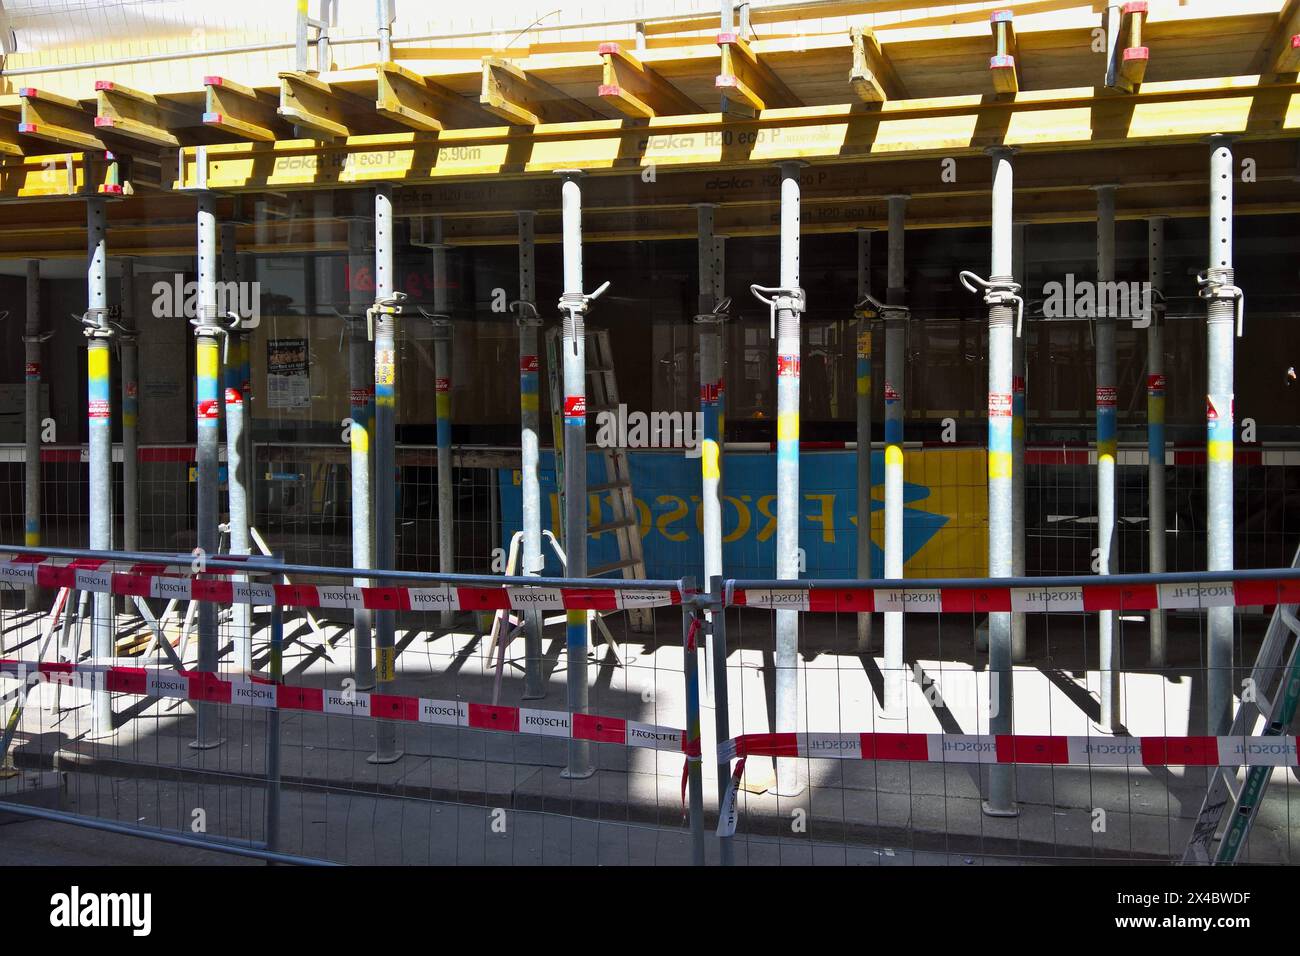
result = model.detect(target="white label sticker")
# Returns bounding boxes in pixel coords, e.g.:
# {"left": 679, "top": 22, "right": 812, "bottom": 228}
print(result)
{"left": 506, "top": 586, "right": 565, "bottom": 610}
{"left": 230, "top": 680, "right": 277, "bottom": 709}
{"left": 874, "top": 589, "right": 942, "bottom": 613}
{"left": 0, "top": 562, "right": 36, "bottom": 586}
{"left": 75, "top": 569, "right": 113, "bottom": 593}
{"left": 744, "top": 589, "right": 810, "bottom": 611}
{"left": 801, "top": 733, "right": 862, "bottom": 760}
{"left": 1158, "top": 582, "right": 1234, "bottom": 609}
{"left": 316, "top": 585, "right": 364, "bottom": 609}
{"left": 233, "top": 581, "right": 276, "bottom": 605}
{"left": 323, "top": 689, "right": 372, "bottom": 716}
{"left": 1227, "top": 736, "right": 1297, "bottom": 766}
{"left": 151, "top": 576, "right": 193, "bottom": 601}
{"left": 408, "top": 587, "right": 457, "bottom": 611}
{"left": 626, "top": 722, "right": 683, "bottom": 751}
{"left": 616, "top": 588, "right": 673, "bottom": 609}
{"left": 418, "top": 697, "right": 468, "bottom": 726}
{"left": 1010, "top": 586, "right": 1085, "bottom": 613}
{"left": 146, "top": 669, "right": 189, "bottom": 699}
{"left": 1067, "top": 736, "right": 1143, "bottom": 766}
{"left": 931, "top": 734, "right": 998, "bottom": 763}
{"left": 519, "top": 708, "right": 572, "bottom": 738}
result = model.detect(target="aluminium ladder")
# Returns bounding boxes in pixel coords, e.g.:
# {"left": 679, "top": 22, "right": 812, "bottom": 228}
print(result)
{"left": 545, "top": 325, "right": 652, "bottom": 633}
{"left": 1182, "top": 542, "right": 1300, "bottom": 864}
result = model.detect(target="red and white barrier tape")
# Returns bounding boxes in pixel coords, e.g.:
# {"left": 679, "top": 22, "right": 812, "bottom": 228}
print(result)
{"left": 0, "top": 658, "right": 687, "bottom": 753}
{"left": 718, "top": 732, "right": 1297, "bottom": 767}
{"left": 732, "top": 579, "right": 1298, "bottom": 614}
{"left": 0, "top": 556, "right": 682, "bottom": 614}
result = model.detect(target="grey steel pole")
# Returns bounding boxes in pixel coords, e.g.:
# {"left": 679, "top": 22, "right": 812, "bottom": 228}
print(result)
{"left": 882, "top": 194, "right": 909, "bottom": 718}
{"left": 1147, "top": 216, "right": 1168, "bottom": 668}
{"left": 683, "top": 599, "right": 705, "bottom": 866}
{"left": 558, "top": 170, "right": 593, "bottom": 779}
{"left": 695, "top": 202, "right": 722, "bottom": 705}
{"left": 515, "top": 210, "right": 545, "bottom": 700}
{"left": 985, "top": 147, "right": 1017, "bottom": 816}
{"left": 1011, "top": 224, "right": 1027, "bottom": 663}
{"left": 1205, "top": 136, "right": 1239, "bottom": 737}
{"left": 710, "top": 575, "right": 734, "bottom": 866}
{"left": 1094, "top": 183, "right": 1121, "bottom": 733}
{"left": 430, "top": 229, "right": 455, "bottom": 631}
{"left": 854, "top": 227, "right": 874, "bottom": 651}
{"left": 119, "top": 259, "right": 139, "bottom": 559}
{"left": 347, "top": 218, "right": 375, "bottom": 690}
{"left": 265, "top": 563, "right": 284, "bottom": 857}
{"left": 773, "top": 161, "right": 804, "bottom": 796}
{"left": 376, "top": 0, "right": 393, "bottom": 61}
{"left": 85, "top": 198, "right": 114, "bottom": 738}
{"left": 192, "top": 193, "right": 223, "bottom": 749}
{"left": 222, "top": 223, "right": 251, "bottom": 674}
{"left": 369, "top": 184, "right": 401, "bottom": 763}
{"left": 22, "top": 259, "right": 42, "bottom": 609}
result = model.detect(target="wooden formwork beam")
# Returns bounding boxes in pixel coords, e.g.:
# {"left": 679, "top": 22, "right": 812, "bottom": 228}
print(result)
{"left": 18, "top": 88, "right": 108, "bottom": 152}
{"left": 94, "top": 80, "right": 191, "bottom": 148}
{"left": 716, "top": 31, "right": 802, "bottom": 116}
{"left": 598, "top": 43, "right": 700, "bottom": 119}
{"left": 204, "top": 76, "right": 285, "bottom": 142}
{"left": 990, "top": 10, "right": 1020, "bottom": 95}
{"left": 377, "top": 61, "right": 491, "bottom": 131}
{"left": 278, "top": 71, "right": 375, "bottom": 140}
{"left": 480, "top": 57, "right": 605, "bottom": 125}
{"left": 1268, "top": 0, "right": 1300, "bottom": 73}
{"left": 1112, "top": 2, "right": 1151, "bottom": 93}
{"left": 849, "top": 27, "right": 904, "bottom": 104}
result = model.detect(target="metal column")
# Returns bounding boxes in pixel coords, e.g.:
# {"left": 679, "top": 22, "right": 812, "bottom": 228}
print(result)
{"left": 515, "top": 210, "right": 545, "bottom": 700}
{"left": 347, "top": 218, "right": 375, "bottom": 689}
{"left": 1011, "top": 225, "right": 1027, "bottom": 663}
{"left": 977, "top": 148, "right": 1020, "bottom": 815}
{"left": 84, "top": 199, "right": 114, "bottom": 737}
{"left": 369, "top": 184, "right": 402, "bottom": 763}
{"left": 1147, "top": 216, "right": 1168, "bottom": 668}
{"left": 882, "top": 194, "right": 909, "bottom": 718}
{"left": 1094, "top": 184, "right": 1120, "bottom": 733}
{"left": 557, "top": 170, "right": 601, "bottom": 779}
{"left": 1204, "top": 136, "right": 1241, "bottom": 736}
{"left": 192, "top": 193, "right": 223, "bottom": 749}
{"left": 749, "top": 162, "right": 806, "bottom": 796}
{"left": 119, "top": 259, "right": 139, "bottom": 561}
{"left": 22, "top": 259, "right": 44, "bottom": 608}
{"left": 430, "top": 226, "right": 455, "bottom": 630}
{"left": 695, "top": 203, "right": 724, "bottom": 704}
{"left": 854, "top": 227, "right": 874, "bottom": 651}
{"left": 221, "top": 222, "right": 251, "bottom": 674}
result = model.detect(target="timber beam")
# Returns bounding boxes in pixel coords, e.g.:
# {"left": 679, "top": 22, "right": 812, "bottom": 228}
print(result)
{"left": 716, "top": 31, "right": 802, "bottom": 116}
{"left": 174, "top": 76, "right": 1300, "bottom": 191}
{"left": 1265, "top": 0, "right": 1300, "bottom": 74}
{"left": 1112, "top": 3, "right": 1151, "bottom": 93}
{"left": 204, "top": 76, "right": 289, "bottom": 142}
{"left": 598, "top": 43, "right": 700, "bottom": 118}
{"left": 278, "top": 71, "right": 379, "bottom": 140}
{"left": 377, "top": 61, "right": 493, "bottom": 131}
{"left": 849, "top": 27, "right": 904, "bottom": 105}
{"left": 480, "top": 57, "right": 606, "bottom": 125}
{"left": 18, "top": 88, "right": 109, "bottom": 152}
{"left": 94, "top": 81, "right": 192, "bottom": 148}
{"left": 0, "top": 152, "right": 131, "bottom": 201}
{"left": 990, "top": 10, "right": 1020, "bottom": 95}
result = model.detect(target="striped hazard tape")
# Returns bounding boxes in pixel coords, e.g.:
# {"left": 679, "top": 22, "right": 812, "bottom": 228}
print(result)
{"left": 732, "top": 579, "right": 1300, "bottom": 614}
{"left": 0, "top": 556, "right": 682, "bottom": 614}
{"left": 0, "top": 658, "right": 688, "bottom": 753}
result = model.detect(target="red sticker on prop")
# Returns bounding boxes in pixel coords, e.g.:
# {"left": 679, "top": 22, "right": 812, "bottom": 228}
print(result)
{"left": 1096, "top": 386, "right": 1117, "bottom": 407}
{"left": 436, "top": 377, "right": 451, "bottom": 392}
{"left": 224, "top": 387, "right": 243, "bottom": 405}
{"left": 884, "top": 382, "right": 900, "bottom": 402}
{"left": 988, "top": 393, "right": 1012, "bottom": 417}
{"left": 88, "top": 400, "right": 111, "bottom": 419}
{"left": 777, "top": 354, "right": 800, "bottom": 377}
{"left": 520, "top": 355, "right": 539, "bottom": 372}
{"left": 1147, "top": 374, "right": 1166, "bottom": 391}
{"left": 197, "top": 398, "right": 220, "bottom": 419}
{"left": 564, "top": 395, "right": 585, "bottom": 418}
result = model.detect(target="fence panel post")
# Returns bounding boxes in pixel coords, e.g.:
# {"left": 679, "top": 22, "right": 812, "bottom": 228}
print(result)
{"left": 682, "top": 578, "right": 705, "bottom": 865}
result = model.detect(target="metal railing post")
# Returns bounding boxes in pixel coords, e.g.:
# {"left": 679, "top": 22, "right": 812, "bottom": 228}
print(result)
{"left": 23, "top": 258, "right": 44, "bottom": 609}
{"left": 854, "top": 226, "right": 874, "bottom": 652}
{"left": 1011, "top": 224, "right": 1027, "bottom": 663}
{"left": 1204, "top": 135, "right": 1241, "bottom": 736}
{"left": 346, "top": 218, "right": 375, "bottom": 690}
{"left": 266, "top": 557, "right": 284, "bottom": 860}
{"left": 192, "top": 191, "right": 224, "bottom": 749}
{"left": 1094, "top": 183, "right": 1121, "bottom": 733}
{"left": 682, "top": 581, "right": 705, "bottom": 866}
{"left": 221, "top": 222, "right": 252, "bottom": 675}
{"left": 514, "top": 210, "right": 545, "bottom": 700}
{"left": 882, "top": 194, "right": 909, "bottom": 718}
{"left": 1147, "top": 216, "right": 1168, "bottom": 668}
{"left": 710, "top": 574, "right": 734, "bottom": 866}
{"left": 557, "top": 169, "right": 599, "bottom": 779}
{"left": 368, "top": 183, "right": 403, "bottom": 764}
{"left": 430, "top": 227, "right": 455, "bottom": 631}
{"left": 84, "top": 197, "right": 115, "bottom": 739}
{"left": 695, "top": 202, "right": 724, "bottom": 706}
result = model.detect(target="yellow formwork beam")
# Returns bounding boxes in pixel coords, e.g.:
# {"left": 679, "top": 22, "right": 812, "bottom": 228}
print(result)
{"left": 0, "top": 152, "right": 128, "bottom": 201}
{"left": 174, "top": 75, "right": 1300, "bottom": 192}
